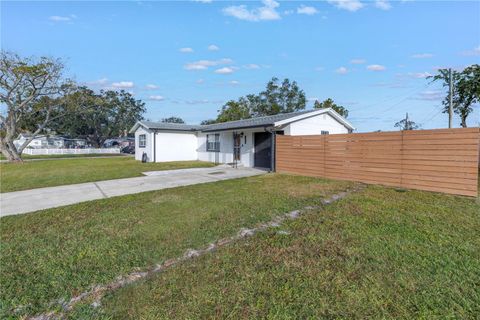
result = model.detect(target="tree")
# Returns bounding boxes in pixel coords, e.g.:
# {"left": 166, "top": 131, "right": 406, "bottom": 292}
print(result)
{"left": 394, "top": 113, "right": 419, "bottom": 130}
{"left": 161, "top": 116, "right": 185, "bottom": 124}
{"left": 54, "top": 88, "right": 146, "bottom": 147}
{"left": 313, "top": 98, "right": 349, "bottom": 118}
{"left": 429, "top": 65, "right": 479, "bottom": 127}
{"left": 252, "top": 77, "right": 306, "bottom": 117}
{"left": 214, "top": 77, "right": 306, "bottom": 123}
{"left": 0, "top": 51, "right": 74, "bottom": 162}
{"left": 216, "top": 99, "right": 252, "bottom": 123}
{"left": 200, "top": 119, "right": 216, "bottom": 125}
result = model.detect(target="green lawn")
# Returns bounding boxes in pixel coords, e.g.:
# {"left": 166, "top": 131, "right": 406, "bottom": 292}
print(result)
{"left": 0, "top": 153, "right": 126, "bottom": 160}
{"left": 0, "top": 157, "right": 215, "bottom": 192}
{"left": 0, "top": 174, "right": 353, "bottom": 318}
{"left": 72, "top": 183, "right": 480, "bottom": 319}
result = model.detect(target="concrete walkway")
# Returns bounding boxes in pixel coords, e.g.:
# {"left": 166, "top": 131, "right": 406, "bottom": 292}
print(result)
{"left": 0, "top": 166, "right": 266, "bottom": 217}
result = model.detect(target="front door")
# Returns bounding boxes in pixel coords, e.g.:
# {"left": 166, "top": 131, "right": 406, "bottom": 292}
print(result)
{"left": 254, "top": 132, "right": 272, "bottom": 169}
{"left": 233, "top": 132, "right": 241, "bottom": 161}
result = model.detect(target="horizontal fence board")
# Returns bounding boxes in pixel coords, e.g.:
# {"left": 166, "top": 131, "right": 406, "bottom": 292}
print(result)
{"left": 276, "top": 128, "right": 479, "bottom": 197}
{"left": 400, "top": 183, "right": 478, "bottom": 197}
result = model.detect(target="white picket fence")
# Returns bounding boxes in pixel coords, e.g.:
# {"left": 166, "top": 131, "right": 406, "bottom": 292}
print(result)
{"left": 22, "top": 148, "right": 121, "bottom": 155}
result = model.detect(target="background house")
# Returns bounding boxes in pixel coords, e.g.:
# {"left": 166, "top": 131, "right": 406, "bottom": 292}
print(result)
{"left": 14, "top": 134, "right": 87, "bottom": 149}
{"left": 130, "top": 108, "right": 354, "bottom": 170}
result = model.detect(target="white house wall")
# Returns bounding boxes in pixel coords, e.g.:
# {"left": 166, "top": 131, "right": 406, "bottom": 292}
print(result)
{"left": 155, "top": 131, "right": 198, "bottom": 162}
{"left": 198, "top": 128, "right": 260, "bottom": 167}
{"left": 135, "top": 127, "right": 153, "bottom": 162}
{"left": 282, "top": 113, "right": 349, "bottom": 135}
{"left": 134, "top": 111, "right": 350, "bottom": 165}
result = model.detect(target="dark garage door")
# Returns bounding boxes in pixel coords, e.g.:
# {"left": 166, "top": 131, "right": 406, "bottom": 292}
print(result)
{"left": 254, "top": 132, "right": 272, "bottom": 169}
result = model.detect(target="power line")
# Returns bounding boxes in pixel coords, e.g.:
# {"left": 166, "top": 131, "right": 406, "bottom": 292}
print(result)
{"left": 356, "top": 82, "right": 433, "bottom": 114}
{"left": 419, "top": 107, "right": 444, "bottom": 127}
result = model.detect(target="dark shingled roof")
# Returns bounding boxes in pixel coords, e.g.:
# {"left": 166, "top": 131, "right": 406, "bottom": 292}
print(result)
{"left": 200, "top": 110, "right": 313, "bottom": 132}
{"left": 139, "top": 110, "right": 314, "bottom": 132}
{"left": 138, "top": 121, "right": 204, "bottom": 131}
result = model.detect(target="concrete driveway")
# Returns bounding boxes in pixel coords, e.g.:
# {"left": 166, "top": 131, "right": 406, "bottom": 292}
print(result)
{"left": 0, "top": 166, "right": 266, "bottom": 217}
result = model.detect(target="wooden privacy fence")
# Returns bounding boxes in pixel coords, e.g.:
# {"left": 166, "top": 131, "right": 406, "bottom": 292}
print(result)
{"left": 276, "top": 128, "right": 480, "bottom": 197}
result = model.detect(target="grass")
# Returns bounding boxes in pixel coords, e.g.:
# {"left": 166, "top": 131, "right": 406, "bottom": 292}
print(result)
{"left": 0, "top": 174, "right": 353, "bottom": 318}
{"left": 73, "top": 183, "right": 480, "bottom": 319}
{"left": 0, "top": 157, "right": 215, "bottom": 192}
{"left": 0, "top": 153, "right": 127, "bottom": 160}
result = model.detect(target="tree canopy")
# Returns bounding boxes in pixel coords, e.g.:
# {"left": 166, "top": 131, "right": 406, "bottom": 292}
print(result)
{"left": 0, "top": 51, "right": 74, "bottom": 161}
{"left": 313, "top": 98, "right": 349, "bottom": 118}
{"left": 200, "top": 119, "right": 217, "bottom": 125}
{"left": 394, "top": 113, "right": 420, "bottom": 130}
{"left": 214, "top": 77, "right": 306, "bottom": 123}
{"left": 52, "top": 88, "right": 145, "bottom": 147}
{"left": 429, "top": 64, "right": 479, "bottom": 127}
{"left": 161, "top": 116, "right": 185, "bottom": 124}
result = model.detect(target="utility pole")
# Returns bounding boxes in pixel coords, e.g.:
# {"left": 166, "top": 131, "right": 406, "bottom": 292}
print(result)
{"left": 405, "top": 112, "right": 409, "bottom": 130}
{"left": 448, "top": 68, "right": 453, "bottom": 128}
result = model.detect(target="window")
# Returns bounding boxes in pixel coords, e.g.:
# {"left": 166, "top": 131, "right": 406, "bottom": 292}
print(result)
{"left": 138, "top": 134, "right": 146, "bottom": 148}
{"left": 321, "top": 131, "right": 329, "bottom": 135}
{"left": 206, "top": 134, "right": 220, "bottom": 152}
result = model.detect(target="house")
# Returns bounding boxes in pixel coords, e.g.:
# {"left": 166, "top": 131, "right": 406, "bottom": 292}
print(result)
{"left": 129, "top": 108, "right": 355, "bottom": 170}
{"left": 13, "top": 134, "right": 87, "bottom": 149}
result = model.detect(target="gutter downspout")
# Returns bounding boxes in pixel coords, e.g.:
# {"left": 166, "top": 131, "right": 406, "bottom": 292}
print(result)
{"left": 153, "top": 130, "right": 156, "bottom": 163}
{"left": 271, "top": 130, "right": 276, "bottom": 173}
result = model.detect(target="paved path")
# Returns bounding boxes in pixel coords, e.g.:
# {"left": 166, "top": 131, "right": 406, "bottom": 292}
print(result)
{"left": 0, "top": 166, "right": 265, "bottom": 217}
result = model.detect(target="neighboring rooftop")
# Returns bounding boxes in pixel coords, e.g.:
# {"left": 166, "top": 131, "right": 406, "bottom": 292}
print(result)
{"left": 131, "top": 109, "right": 355, "bottom": 133}
{"left": 137, "top": 121, "right": 204, "bottom": 132}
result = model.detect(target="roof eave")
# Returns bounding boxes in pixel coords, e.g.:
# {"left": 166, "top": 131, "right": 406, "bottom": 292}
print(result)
{"left": 201, "top": 124, "right": 274, "bottom": 133}
{"left": 273, "top": 108, "right": 355, "bottom": 131}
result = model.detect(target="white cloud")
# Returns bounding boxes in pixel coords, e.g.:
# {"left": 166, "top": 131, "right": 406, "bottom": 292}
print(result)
{"left": 335, "top": 66, "right": 349, "bottom": 74}
{"left": 145, "top": 84, "right": 159, "bottom": 90}
{"left": 184, "top": 58, "right": 233, "bottom": 71}
{"left": 86, "top": 78, "right": 109, "bottom": 86}
{"left": 460, "top": 45, "right": 480, "bottom": 56}
{"left": 411, "top": 53, "right": 433, "bottom": 59}
{"left": 196, "top": 79, "right": 205, "bottom": 84}
{"left": 49, "top": 14, "right": 76, "bottom": 22}
{"left": 350, "top": 58, "right": 366, "bottom": 64}
{"left": 327, "top": 0, "right": 364, "bottom": 12}
{"left": 374, "top": 0, "right": 391, "bottom": 10}
{"left": 193, "top": 0, "right": 212, "bottom": 3}
{"left": 416, "top": 90, "right": 444, "bottom": 101}
{"left": 230, "top": 80, "right": 240, "bottom": 85}
{"left": 148, "top": 95, "right": 164, "bottom": 101}
{"left": 297, "top": 5, "right": 318, "bottom": 15}
{"left": 222, "top": 0, "right": 281, "bottom": 22}
{"left": 111, "top": 81, "right": 135, "bottom": 88}
{"left": 208, "top": 44, "right": 219, "bottom": 51}
{"left": 244, "top": 63, "right": 260, "bottom": 69}
{"left": 179, "top": 47, "right": 194, "bottom": 53}
{"left": 409, "top": 72, "right": 433, "bottom": 79}
{"left": 367, "top": 64, "right": 386, "bottom": 71}
{"left": 214, "top": 67, "right": 237, "bottom": 74}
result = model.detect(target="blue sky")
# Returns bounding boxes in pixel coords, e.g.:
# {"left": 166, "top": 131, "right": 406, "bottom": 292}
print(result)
{"left": 2, "top": 0, "right": 479, "bottom": 132}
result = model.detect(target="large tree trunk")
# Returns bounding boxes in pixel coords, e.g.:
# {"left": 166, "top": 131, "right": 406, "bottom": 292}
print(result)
{"left": 0, "top": 139, "right": 22, "bottom": 162}
{"left": 460, "top": 115, "right": 468, "bottom": 128}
